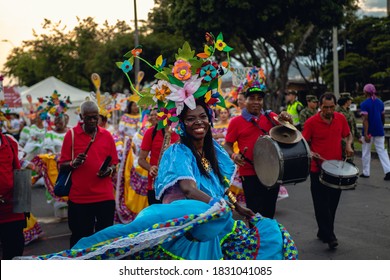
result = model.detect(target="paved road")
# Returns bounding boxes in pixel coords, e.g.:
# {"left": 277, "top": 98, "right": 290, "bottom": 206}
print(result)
{"left": 4, "top": 155, "right": 390, "bottom": 260}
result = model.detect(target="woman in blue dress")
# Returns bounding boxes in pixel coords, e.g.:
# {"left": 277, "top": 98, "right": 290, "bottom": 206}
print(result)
{"left": 17, "top": 99, "right": 298, "bottom": 260}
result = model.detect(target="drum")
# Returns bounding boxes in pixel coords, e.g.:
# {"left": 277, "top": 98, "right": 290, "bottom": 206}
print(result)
{"left": 320, "top": 160, "right": 359, "bottom": 190}
{"left": 253, "top": 135, "right": 311, "bottom": 188}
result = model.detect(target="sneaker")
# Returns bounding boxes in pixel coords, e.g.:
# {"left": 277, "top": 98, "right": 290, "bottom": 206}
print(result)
{"left": 359, "top": 174, "right": 370, "bottom": 178}
{"left": 384, "top": 172, "right": 390, "bottom": 181}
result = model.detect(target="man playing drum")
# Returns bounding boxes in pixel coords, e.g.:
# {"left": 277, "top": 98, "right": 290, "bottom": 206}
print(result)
{"left": 225, "top": 86, "right": 292, "bottom": 219}
{"left": 302, "top": 92, "right": 354, "bottom": 250}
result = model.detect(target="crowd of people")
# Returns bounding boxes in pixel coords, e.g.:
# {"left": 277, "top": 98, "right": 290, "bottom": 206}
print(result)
{"left": 1, "top": 35, "right": 389, "bottom": 260}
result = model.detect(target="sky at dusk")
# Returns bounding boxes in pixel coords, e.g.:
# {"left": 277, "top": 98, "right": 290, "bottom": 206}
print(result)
{"left": 0, "top": 0, "right": 387, "bottom": 86}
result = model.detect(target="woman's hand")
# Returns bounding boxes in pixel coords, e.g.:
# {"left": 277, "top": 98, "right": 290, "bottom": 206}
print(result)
{"left": 234, "top": 203, "right": 255, "bottom": 219}
{"left": 149, "top": 165, "right": 158, "bottom": 177}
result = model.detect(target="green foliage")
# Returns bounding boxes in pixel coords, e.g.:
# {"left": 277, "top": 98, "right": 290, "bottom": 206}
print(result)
{"left": 323, "top": 16, "right": 390, "bottom": 95}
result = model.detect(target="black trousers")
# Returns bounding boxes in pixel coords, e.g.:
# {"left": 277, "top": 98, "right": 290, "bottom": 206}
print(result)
{"left": 310, "top": 172, "right": 342, "bottom": 242}
{"left": 68, "top": 200, "right": 115, "bottom": 248}
{"left": 147, "top": 189, "right": 161, "bottom": 205}
{"left": 0, "top": 220, "right": 25, "bottom": 260}
{"left": 241, "top": 175, "right": 280, "bottom": 219}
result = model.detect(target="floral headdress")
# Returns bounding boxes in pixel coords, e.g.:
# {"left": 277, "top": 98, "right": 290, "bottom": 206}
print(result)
{"left": 236, "top": 66, "right": 267, "bottom": 95}
{"left": 90, "top": 73, "right": 119, "bottom": 118}
{"left": 37, "top": 90, "right": 72, "bottom": 120}
{"left": 116, "top": 32, "right": 233, "bottom": 130}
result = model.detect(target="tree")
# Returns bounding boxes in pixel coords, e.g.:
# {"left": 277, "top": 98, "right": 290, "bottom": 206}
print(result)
{"left": 146, "top": 0, "right": 358, "bottom": 110}
{"left": 322, "top": 16, "right": 390, "bottom": 97}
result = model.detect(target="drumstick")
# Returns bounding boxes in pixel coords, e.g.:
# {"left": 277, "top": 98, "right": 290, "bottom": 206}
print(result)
{"left": 312, "top": 152, "right": 339, "bottom": 168}
{"left": 240, "top": 147, "right": 248, "bottom": 157}
{"left": 239, "top": 147, "right": 253, "bottom": 165}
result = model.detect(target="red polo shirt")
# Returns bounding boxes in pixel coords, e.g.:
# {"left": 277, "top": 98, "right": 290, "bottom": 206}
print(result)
{"left": 140, "top": 127, "right": 180, "bottom": 189}
{"left": 302, "top": 112, "right": 350, "bottom": 173}
{"left": 225, "top": 112, "right": 277, "bottom": 176}
{"left": 0, "top": 133, "right": 24, "bottom": 224}
{"left": 59, "top": 124, "right": 119, "bottom": 204}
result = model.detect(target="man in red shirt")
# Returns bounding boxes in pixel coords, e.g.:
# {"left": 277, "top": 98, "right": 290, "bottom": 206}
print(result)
{"left": 0, "top": 124, "right": 25, "bottom": 259}
{"left": 59, "top": 101, "right": 119, "bottom": 247}
{"left": 225, "top": 87, "right": 282, "bottom": 218}
{"left": 138, "top": 125, "right": 179, "bottom": 205}
{"left": 302, "top": 93, "right": 353, "bottom": 249}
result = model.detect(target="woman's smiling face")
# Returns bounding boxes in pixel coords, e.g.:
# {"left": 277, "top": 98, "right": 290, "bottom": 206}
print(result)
{"left": 183, "top": 105, "right": 210, "bottom": 140}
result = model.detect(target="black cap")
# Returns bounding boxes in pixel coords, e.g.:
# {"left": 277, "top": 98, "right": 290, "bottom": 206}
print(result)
{"left": 245, "top": 87, "right": 265, "bottom": 98}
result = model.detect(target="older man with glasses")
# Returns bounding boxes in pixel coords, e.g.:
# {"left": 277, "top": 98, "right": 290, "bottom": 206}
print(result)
{"left": 58, "top": 100, "right": 119, "bottom": 247}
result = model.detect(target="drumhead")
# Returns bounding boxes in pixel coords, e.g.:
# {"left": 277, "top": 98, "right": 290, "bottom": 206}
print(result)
{"left": 321, "top": 160, "right": 359, "bottom": 177}
{"left": 253, "top": 135, "right": 282, "bottom": 187}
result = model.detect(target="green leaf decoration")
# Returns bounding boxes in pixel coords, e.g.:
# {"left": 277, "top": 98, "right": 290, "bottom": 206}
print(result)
{"left": 218, "top": 95, "right": 226, "bottom": 108}
{"left": 154, "top": 72, "right": 169, "bottom": 81}
{"left": 210, "top": 79, "right": 218, "bottom": 89}
{"left": 124, "top": 50, "right": 133, "bottom": 58}
{"left": 223, "top": 45, "right": 234, "bottom": 52}
{"left": 165, "top": 100, "right": 176, "bottom": 110}
{"left": 157, "top": 100, "right": 165, "bottom": 109}
{"left": 129, "top": 56, "right": 135, "bottom": 65}
{"left": 169, "top": 116, "right": 179, "bottom": 123}
{"left": 168, "top": 75, "right": 184, "bottom": 87}
{"left": 188, "top": 58, "right": 203, "bottom": 74}
{"left": 216, "top": 32, "right": 224, "bottom": 42}
{"left": 157, "top": 121, "right": 165, "bottom": 130}
{"left": 137, "top": 92, "right": 155, "bottom": 107}
{"left": 193, "top": 86, "right": 208, "bottom": 98}
{"left": 115, "top": 62, "right": 123, "bottom": 69}
{"left": 175, "top": 41, "right": 195, "bottom": 61}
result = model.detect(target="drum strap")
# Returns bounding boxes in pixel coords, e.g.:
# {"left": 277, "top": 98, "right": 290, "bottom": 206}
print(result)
{"left": 249, "top": 110, "right": 276, "bottom": 135}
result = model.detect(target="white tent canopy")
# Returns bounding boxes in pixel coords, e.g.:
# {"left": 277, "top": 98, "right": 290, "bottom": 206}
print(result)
{"left": 20, "top": 76, "right": 91, "bottom": 126}
{"left": 20, "top": 76, "right": 90, "bottom": 107}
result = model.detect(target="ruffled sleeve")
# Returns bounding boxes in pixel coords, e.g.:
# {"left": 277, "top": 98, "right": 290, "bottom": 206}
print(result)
{"left": 154, "top": 143, "right": 199, "bottom": 200}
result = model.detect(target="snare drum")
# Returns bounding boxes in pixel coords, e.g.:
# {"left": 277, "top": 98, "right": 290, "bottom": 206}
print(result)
{"left": 253, "top": 135, "right": 311, "bottom": 188}
{"left": 320, "top": 160, "right": 359, "bottom": 190}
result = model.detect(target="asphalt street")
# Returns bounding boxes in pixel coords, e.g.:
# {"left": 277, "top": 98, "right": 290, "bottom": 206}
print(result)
{"left": 4, "top": 155, "right": 390, "bottom": 260}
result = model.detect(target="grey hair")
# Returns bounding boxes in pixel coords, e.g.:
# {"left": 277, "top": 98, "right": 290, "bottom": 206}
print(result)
{"left": 80, "top": 100, "right": 99, "bottom": 115}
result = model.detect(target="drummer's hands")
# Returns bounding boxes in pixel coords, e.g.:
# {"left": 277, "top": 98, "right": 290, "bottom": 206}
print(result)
{"left": 232, "top": 153, "right": 245, "bottom": 166}
{"left": 310, "top": 151, "right": 321, "bottom": 159}
{"left": 278, "top": 111, "right": 293, "bottom": 124}
{"left": 345, "top": 146, "right": 354, "bottom": 158}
